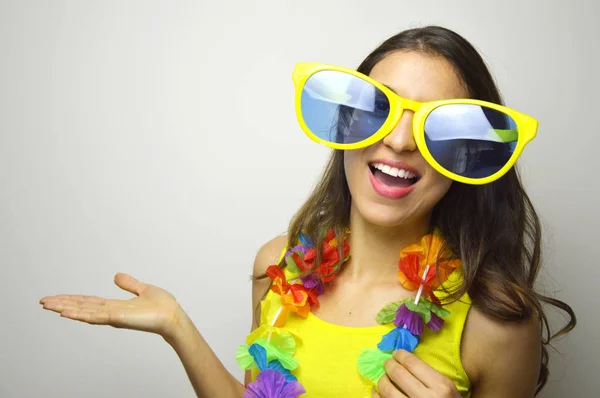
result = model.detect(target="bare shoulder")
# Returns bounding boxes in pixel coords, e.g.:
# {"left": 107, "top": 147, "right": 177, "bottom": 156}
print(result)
{"left": 462, "top": 305, "right": 542, "bottom": 397}
{"left": 253, "top": 235, "right": 288, "bottom": 277}
{"left": 250, "top": 235, "right": 288, "bottom": 323}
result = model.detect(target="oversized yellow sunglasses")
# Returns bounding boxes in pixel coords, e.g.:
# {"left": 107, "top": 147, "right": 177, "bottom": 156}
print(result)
{"left": 292, "top": 62, "right": 538, "bottom": 185}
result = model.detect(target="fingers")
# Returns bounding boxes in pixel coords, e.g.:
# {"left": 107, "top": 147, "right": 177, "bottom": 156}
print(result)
{"left": 40, "top": 294, "right": 106, "bottom": 306}
{"left": 114, "top": 273, "right": 146, "bottom": 296}
{"left": 41, "top": 296, "right": 129, "bottom": 326}
{"left": 392, "top": 350, "right": 445, "bottom": 388}
{"left": 40, "top": 295, "right": 121, "bottom": 324}
{"left": 384, "top": 357, "right": 426, "bottom": 397}
{"left": 39, "top": 274, "right": 147, "bottom": 305}
{"left": 40, "top": 295, "right": 120, "bottom": 310}
{"left": 41, "top": 301, "right": 111, "bottom": 325}
{"left": 39, "top": 272, "right": 144, "bottom": 306}
{"left": 60, "top": 307, "right": 115, "bottom": 325}
{"left": 378, "top": 374, "right": 408, "bottom": 398}
{"left": 42, "top": 299, "right": 98, "bottom": 314}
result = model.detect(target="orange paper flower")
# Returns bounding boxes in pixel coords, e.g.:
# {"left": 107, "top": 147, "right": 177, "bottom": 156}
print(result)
{"left": 398, "top": 233, "right": 461, "bottom": 294}
{"left": 266, "top": 265, "right": 318, "bottom": 325}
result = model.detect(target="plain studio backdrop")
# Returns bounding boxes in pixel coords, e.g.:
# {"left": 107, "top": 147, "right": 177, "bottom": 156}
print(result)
{"left": 1, "top": 1, "right": 597, "bottom": 397}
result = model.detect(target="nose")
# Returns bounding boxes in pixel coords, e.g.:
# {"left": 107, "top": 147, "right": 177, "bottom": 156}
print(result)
{"left": 382, "top": 110, "right": 417, "bottom": 153}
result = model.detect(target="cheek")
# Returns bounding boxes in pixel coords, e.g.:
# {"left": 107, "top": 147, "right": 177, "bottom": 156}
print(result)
{"left": 426, "top": 169, "right": 453, "bottom": 201}
{"left": 343, "top": 150, "right": 364, "bottom": 184}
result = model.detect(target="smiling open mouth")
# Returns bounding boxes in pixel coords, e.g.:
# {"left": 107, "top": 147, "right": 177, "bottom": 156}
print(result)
{"left": 369, "top": 162, "right": 421, "bottom": 188}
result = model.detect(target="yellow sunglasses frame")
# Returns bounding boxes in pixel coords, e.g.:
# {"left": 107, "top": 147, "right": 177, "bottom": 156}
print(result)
{"left": 292, "top": 62, "right": 539, "bottom": 185}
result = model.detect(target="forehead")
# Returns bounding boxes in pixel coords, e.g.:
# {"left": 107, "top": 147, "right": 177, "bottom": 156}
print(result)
{"left": 368, "top": 51, "right": 469, "bottom": 102}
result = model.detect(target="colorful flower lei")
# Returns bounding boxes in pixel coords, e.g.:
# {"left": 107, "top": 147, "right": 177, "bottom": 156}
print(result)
{"left": 237, "top": 229, "right": 460, "bottom": 397}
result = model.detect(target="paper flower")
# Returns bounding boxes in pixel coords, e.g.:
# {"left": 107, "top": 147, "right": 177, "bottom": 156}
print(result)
{"left": 375, "top": 298, "right": 451, "bottom": 334}
{"left": 398, "top": 233, "right": 460, "bottom": 292}
{"left": 375, "top": 299, "right": 409, "bottom": 324}
{"left": 267, "top": 266, "right": 317, "bottom": 304}
{"left": 394, "top": 303, "right": 424, "bottom": 336}
{"left": 285, "top": 241, "right": 310, "bottom": 259}
{"left": 398, "top": 253, "right": 437, "bottom": 292}
{"left": 246, "top": 326, "right": 297, "bottom": 355}
{"left": 245, "top": 370, "right": 306, "bottom": 398}
{"left": 297, "top": 228, "right": 350, "bottom": 283}
{"left": 283, "top": 233, "right": 314, "bottom": 275}
{"left": 248, "top": 344, "right": 298, "bottom": 382}
{"left": 377, "top": 327, "right": 419, "bottom": 352}
{"left": 237, "top": 338, "right": 298, "bottom": 371}
{"left": 357, "top": 348, "right": 393, "bottom": 385}
{"left": 246, "top": 299, "right": 302, "bottom": 346}
{"left": 298, "top": 232, "right": 314, "bottom": 247}
{"left": 391, "top": 300, "right": 451, "bottom": 334}
{"left": 266, "top": 265, "right": 318, "bottom": 324}
{"left": 284, "top": 244, "right": 310, "bottom": 276}
{"left": 300, "top": 274, "right": 324, "bottom": 296}
{"left": 427, "top": 312, "right": 444, "bottom": 331}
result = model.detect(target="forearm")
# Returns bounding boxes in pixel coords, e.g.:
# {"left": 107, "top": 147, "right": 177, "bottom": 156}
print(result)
{"left": 165, "top": 308, "right": 245, "bottom": 398}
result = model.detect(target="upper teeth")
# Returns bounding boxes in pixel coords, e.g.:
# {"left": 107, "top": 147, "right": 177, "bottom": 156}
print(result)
{"left": 372, "top": 163, "right": 418, "bottom": 179}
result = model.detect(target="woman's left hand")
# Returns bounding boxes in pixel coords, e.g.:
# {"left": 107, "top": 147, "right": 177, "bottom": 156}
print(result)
{"left": 373, "top": 350, "right": 461, "bottom": 398}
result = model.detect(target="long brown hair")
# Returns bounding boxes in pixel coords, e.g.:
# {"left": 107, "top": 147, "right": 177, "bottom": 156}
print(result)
{"left": 275, "top": 26, "right": 576, "bottom": 393}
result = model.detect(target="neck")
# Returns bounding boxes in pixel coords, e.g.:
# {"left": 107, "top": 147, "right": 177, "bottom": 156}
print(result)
{"left": 343, "top": 206, "right": 431, "bottom": 284}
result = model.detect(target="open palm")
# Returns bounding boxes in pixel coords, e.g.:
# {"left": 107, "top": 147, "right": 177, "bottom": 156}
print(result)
{"left": 40, "top": 273, "right": 181, "bottom": 338}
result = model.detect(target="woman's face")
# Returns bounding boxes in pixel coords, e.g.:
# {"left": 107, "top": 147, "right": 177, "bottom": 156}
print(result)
{"left": 344, "top": 51, "right": 469, "bottom": 228}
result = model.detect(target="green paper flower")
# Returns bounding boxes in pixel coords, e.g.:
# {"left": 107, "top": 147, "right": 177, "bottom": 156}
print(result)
{"left": 357, "top": 348, "right": 393, "bottom": 384}
{"left": 237, "top": 337, "right": 299, "bottom": 371}
{"left": 375, "top": 299, "right": 411, "bottom": 324}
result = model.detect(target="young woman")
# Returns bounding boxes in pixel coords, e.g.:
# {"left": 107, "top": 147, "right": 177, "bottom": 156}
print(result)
{"left": 39, "top": 26, "right": 575, "bottom": 397}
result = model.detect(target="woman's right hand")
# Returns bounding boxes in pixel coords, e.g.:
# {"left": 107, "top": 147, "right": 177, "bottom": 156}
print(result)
{"left": 39, "top": 273, "right": 183, "bottom": 341}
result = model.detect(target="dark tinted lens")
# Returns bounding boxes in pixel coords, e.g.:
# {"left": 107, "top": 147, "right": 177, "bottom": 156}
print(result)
{"left": 301, "top": 70, "right": 390, "bottom": 144}
{"left": 424, "top": 104, "right": 518, "bottom": 179}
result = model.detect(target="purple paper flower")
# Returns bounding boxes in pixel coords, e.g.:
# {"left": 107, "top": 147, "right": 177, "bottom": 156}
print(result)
{"left": 245, "top": 370, "right": 306, "bottom": 398}
{"left": 426, "top": 312, "right": 444, "bottom": 331}
{"left": 285, "top": 244, "right": 309, "bottom": 259}
{"left": 394, "top": 303, "right": 424, "bottom": 336}
{"left": 300, "top": 274, "right": 324, "bottom": 295}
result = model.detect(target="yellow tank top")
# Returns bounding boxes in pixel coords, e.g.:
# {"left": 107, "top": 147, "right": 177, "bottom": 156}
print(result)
{"left": 252, "top": 269, "right": 472, "bottom": 397}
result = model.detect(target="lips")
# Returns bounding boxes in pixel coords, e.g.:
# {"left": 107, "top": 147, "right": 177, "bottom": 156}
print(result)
{"left": 368, "top": 160, "right": 421, "bottom": 199}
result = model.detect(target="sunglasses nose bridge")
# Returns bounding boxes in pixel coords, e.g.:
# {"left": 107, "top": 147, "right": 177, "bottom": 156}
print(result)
{"left": 398, "top": 97, "right": 422, "bottom": 112}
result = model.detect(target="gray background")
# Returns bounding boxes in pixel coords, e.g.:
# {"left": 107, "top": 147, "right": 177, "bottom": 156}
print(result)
{"left": 1, "top": 0, "right": 597, "bottom": 397}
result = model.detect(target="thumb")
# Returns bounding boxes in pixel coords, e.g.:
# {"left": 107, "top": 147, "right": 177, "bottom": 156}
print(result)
{"left": 114, "top": 273, "right": 146, "bottom": 296}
